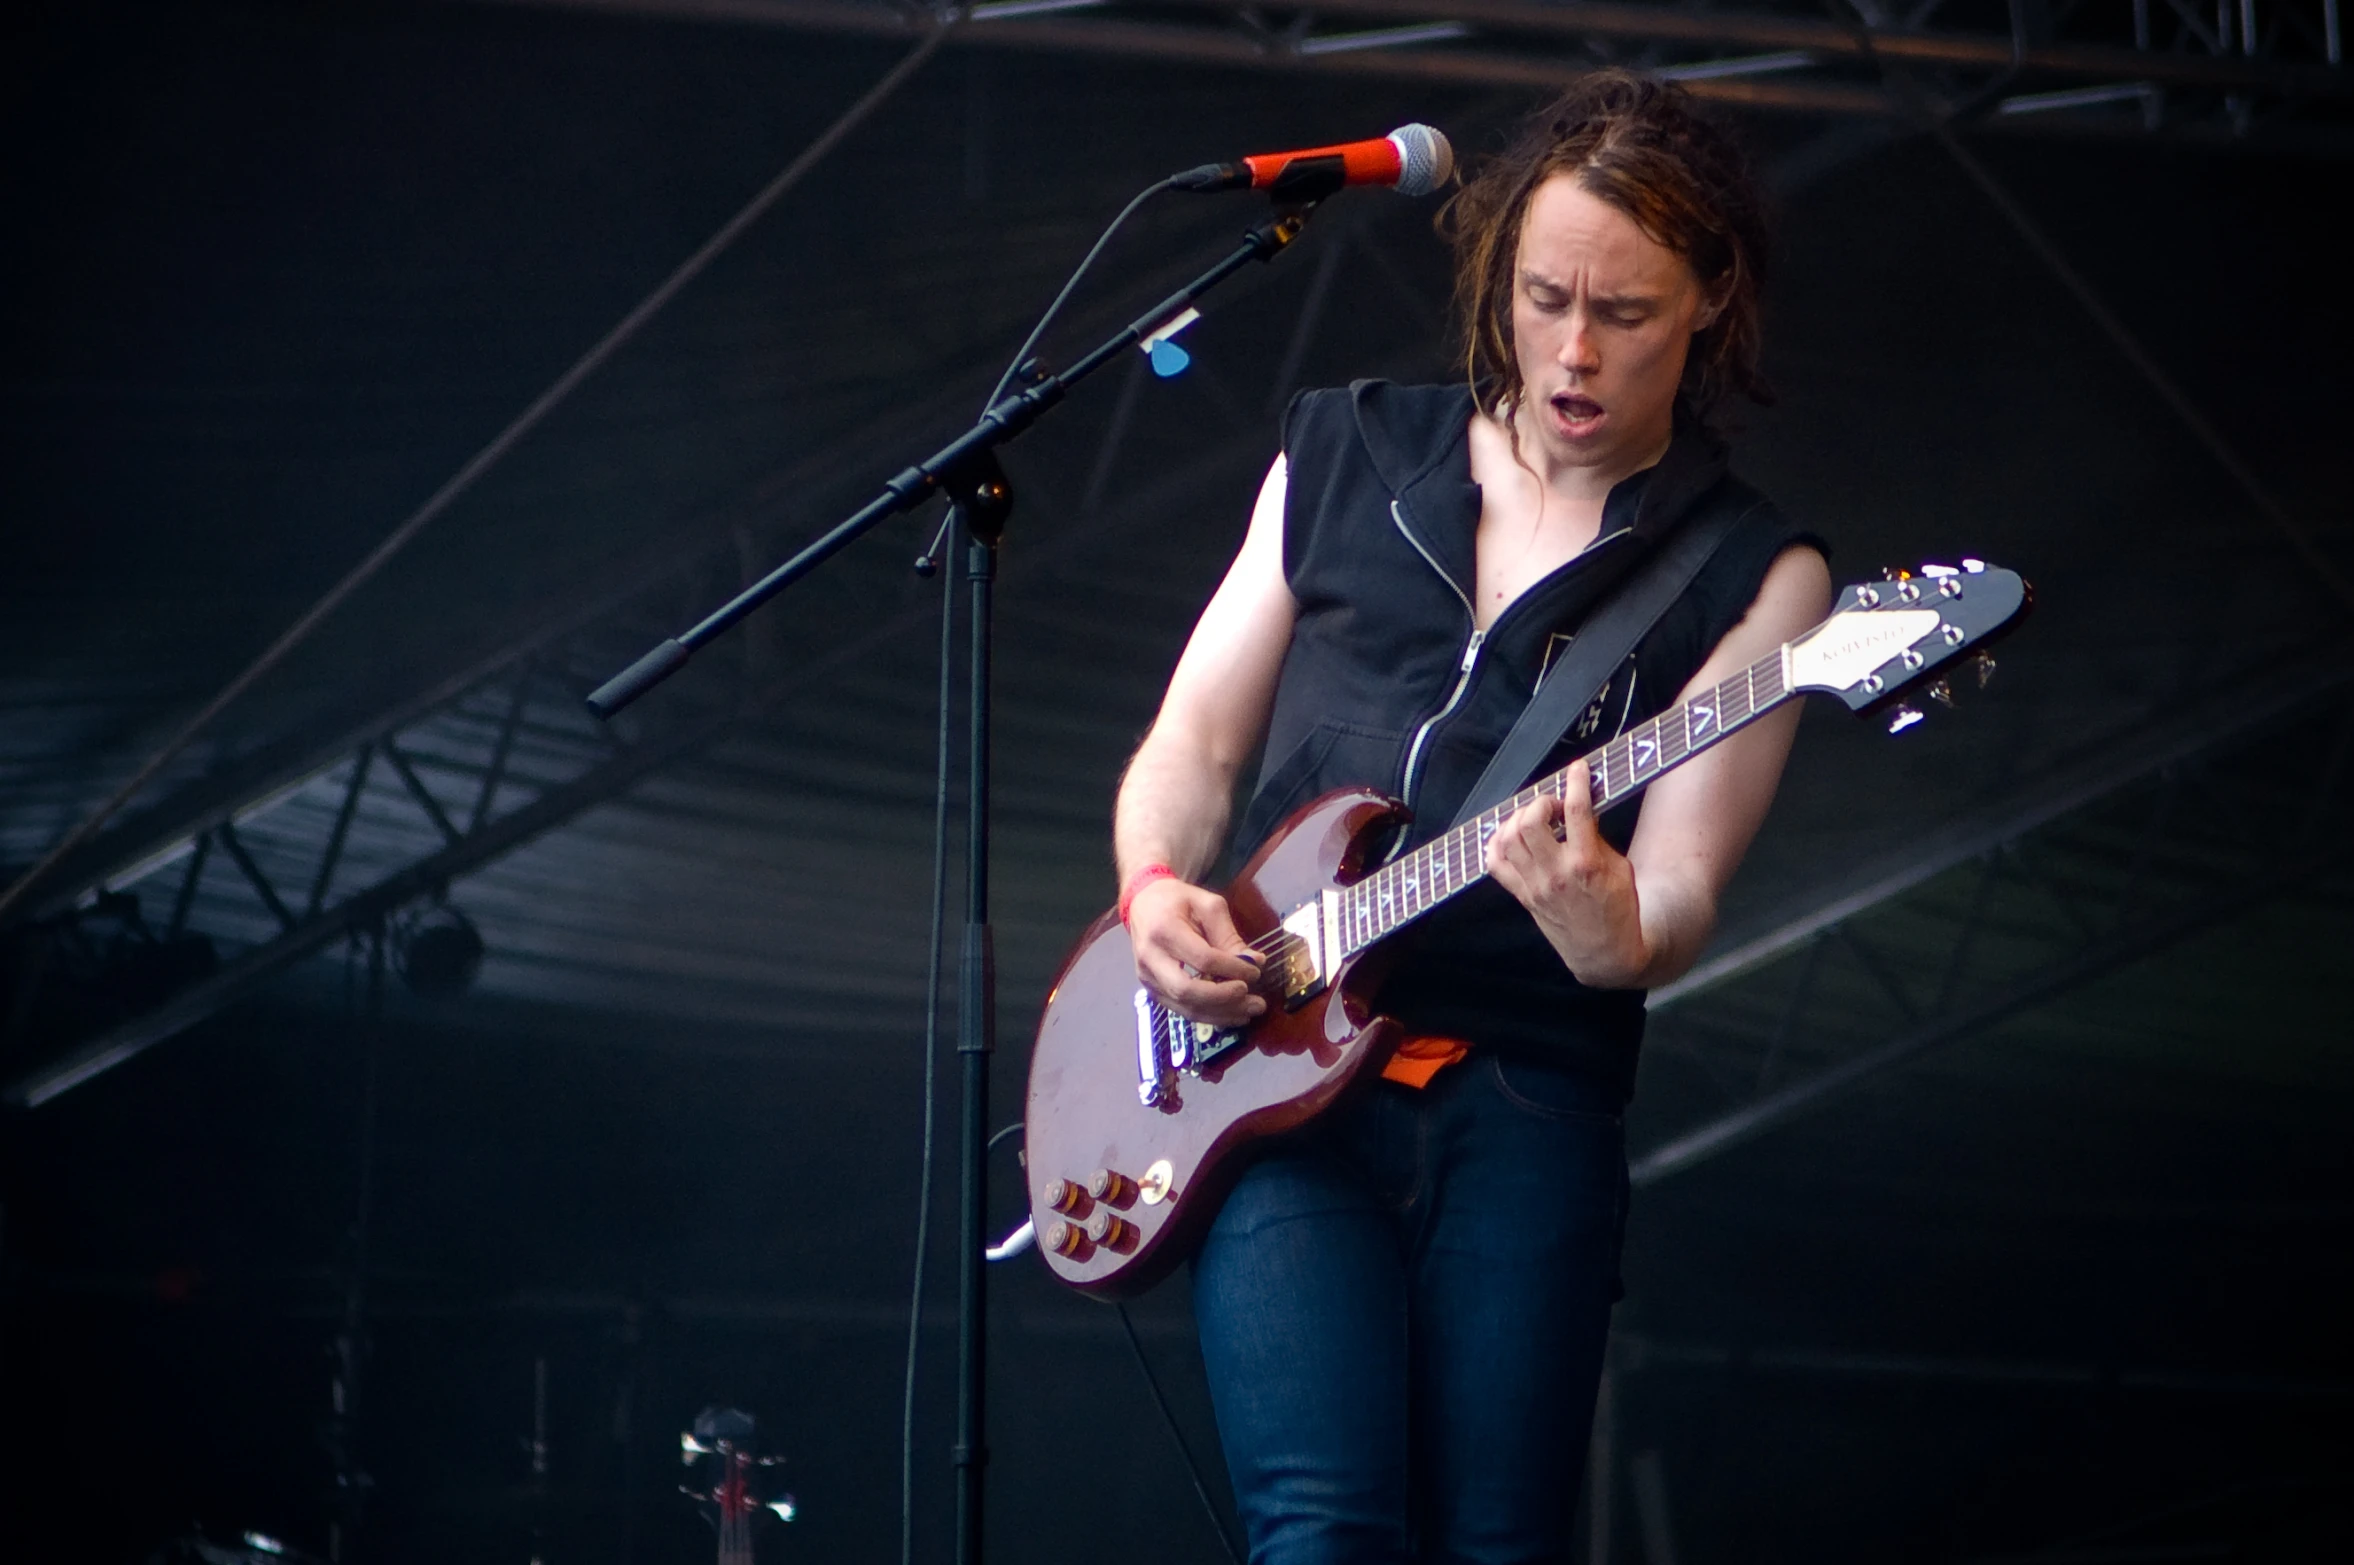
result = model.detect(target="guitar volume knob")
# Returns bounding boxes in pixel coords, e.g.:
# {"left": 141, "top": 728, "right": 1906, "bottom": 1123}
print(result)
{"left": 1045, "top": 1219, "right": 1088, "bottom": 1258}
{"left": 1041, "top": 1178, "right": 1091, "bottom": 1216}
{"left": 1088, "top": 1168, "right": 1137, "bottom": 1207}
{"left": 1083, "top": 1211, "right": 1135, "bottom": 1249}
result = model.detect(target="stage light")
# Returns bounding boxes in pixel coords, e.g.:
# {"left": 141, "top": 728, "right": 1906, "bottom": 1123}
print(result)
{"left": 392, "top": 903, "right": 484, "bottom": 997}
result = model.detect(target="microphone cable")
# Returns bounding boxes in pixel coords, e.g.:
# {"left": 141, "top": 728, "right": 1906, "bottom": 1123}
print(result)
{"left": 915, "top": 173, "right": 1184, "bottom": 570}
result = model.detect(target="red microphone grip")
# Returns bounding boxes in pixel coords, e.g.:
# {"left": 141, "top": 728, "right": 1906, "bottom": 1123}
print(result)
{"left": 1242, "top": 138, "right": 1402, "bottom": 190}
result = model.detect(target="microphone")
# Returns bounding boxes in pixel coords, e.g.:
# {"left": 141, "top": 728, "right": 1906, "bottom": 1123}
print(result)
{"left": 1172, "top": 124, "right": 1454, "bottom": 199}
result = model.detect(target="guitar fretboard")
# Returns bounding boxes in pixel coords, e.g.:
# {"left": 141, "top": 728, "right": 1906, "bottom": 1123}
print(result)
{"left": 1333, "top": 646, "right": 1792, "bottom": 958}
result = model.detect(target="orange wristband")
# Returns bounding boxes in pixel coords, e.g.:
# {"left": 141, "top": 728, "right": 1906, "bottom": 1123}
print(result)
{"left": 1118, "top": 862, "right": 1177, "bottom": 926}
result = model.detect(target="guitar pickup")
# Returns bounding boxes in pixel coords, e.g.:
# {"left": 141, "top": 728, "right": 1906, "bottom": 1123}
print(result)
{"left": 1277, "top": 900, "right": 1330, "bottom": 1006}
{"left": 1134, "top": 987, "right": 1172, "bottom": 1106}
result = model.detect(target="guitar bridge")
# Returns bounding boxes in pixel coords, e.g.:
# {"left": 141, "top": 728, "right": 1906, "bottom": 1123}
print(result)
{"left": 1133, "top": 987, "right": 1248, "bottom": 1104}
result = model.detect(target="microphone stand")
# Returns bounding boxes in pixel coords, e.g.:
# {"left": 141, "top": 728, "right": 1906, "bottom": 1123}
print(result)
{"left": 587, "top": 191, "right": 1328, "bottom": 1565}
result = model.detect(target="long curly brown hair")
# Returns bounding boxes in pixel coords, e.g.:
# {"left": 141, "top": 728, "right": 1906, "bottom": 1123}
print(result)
{"left": 1439, "top": 71, "right": 1772, "bottom": 418}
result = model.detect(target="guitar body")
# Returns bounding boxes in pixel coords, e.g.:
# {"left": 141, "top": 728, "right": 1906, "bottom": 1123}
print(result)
{"left": 1024, "top": 785, "right": 1408, "bottom": 1299}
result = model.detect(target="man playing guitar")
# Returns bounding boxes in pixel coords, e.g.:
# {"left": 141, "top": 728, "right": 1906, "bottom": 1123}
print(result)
{"left": 1111, "top": 73, "right": 1833, "bottom": 1562}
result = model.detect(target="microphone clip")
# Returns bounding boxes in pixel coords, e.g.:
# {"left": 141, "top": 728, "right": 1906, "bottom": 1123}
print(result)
{"left": 1170, "top": 154, "right": 1350, "bottom": 204}
{"left": 1263, "top": 154, "right": 1350, "bottom": 204}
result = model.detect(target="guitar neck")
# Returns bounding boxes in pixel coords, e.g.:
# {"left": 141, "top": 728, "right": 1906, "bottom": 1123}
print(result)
{"left": 1336, "top": 644, "right": 1794, "bottom": 958}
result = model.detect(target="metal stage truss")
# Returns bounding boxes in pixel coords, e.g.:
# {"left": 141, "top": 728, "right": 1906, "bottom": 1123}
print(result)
{"left": 482, "top": 0, "right": 2352, "bottom": 148}
{"left": 2, "top": 542, "right": 820, "bottom": 1109}
{"left": 1633, "top": 649, "right": 2354, "bottom": 1187}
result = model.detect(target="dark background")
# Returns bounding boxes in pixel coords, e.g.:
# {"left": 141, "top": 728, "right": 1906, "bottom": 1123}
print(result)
{"left": 3, "top": 3, "right": 2350, "bottom": 1563}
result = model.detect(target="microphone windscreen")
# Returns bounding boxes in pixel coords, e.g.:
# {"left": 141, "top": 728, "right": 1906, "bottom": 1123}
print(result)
{"left": 1387, "top": 124, "right": 1454, "bottom": 197}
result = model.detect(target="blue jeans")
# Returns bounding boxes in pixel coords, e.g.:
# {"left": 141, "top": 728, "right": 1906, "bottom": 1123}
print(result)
{"left": 1192, "top": 1053, "right": 1629, "bottom": 1565}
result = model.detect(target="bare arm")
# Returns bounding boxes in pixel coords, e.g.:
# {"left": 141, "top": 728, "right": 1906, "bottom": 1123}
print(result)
{"left": 1115, "top": 456, "right": 1299, "bottom": 1024}
{"left": 1487, "top": 543, "right": 1833, "bottom": 990}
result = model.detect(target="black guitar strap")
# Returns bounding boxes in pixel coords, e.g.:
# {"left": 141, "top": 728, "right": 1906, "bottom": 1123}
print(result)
{"left": 1449, "top": 500, "right": 1750, "bottom": 829}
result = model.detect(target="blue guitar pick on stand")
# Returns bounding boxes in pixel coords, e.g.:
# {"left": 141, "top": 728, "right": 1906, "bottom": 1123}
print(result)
{"left": 1147, "top": 338, "right": 1191, "bottom": 378}
{"left": 1141, "top": 305, "right": 1202, "bottom": 379}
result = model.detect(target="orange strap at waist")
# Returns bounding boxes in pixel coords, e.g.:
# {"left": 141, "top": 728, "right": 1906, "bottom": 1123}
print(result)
{"left": 1381, "top": 1034, "right": 1471, "bottom": 1089}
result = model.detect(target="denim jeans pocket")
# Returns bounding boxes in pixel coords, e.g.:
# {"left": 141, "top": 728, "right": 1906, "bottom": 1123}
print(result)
{"left": 1487, "top": 1054, "right": 1625, "bottom": 1125}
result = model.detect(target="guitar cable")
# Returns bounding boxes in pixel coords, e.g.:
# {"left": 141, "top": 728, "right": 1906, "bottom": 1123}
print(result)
{"left": 1116, "top": 1302, "right": 1248, "bottom": 1565}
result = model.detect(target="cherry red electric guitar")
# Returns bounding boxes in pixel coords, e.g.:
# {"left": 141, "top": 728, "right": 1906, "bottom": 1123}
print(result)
{"left": 1023, "top": 560, "right": 2030, "bottom": 1298}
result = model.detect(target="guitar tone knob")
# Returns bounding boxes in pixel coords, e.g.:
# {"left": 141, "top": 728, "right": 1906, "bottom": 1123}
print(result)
{"left": 1045, "top": 1220, "right": 1088, "bottom": 1258}
{"left": 1089, "top": 1168, "right": 1137, "bottom": 1207}
{"left": 1083, "top": 1211, "right": 1135, "bottom": 1248}
{"left": 1041, "top": 1178, "right": 1091, "bottom": 1217}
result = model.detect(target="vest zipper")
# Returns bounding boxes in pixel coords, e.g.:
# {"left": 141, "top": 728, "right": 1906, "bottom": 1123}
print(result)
{"left": 1398, "top": 626, "right": 1486, "bottom": 820}
{"left": 1389, "top": 499, "right": 1484, "bottom": 828}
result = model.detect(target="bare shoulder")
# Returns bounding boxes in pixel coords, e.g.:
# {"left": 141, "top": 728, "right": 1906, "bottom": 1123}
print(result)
{"left": 1147, "top": 455, "right": 1299, "bottom": 762}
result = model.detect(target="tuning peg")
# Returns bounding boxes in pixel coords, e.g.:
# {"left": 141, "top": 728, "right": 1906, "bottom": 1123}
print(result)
{"left": 1885, "top": 703, "right": 1926, "bottom": 734}
{"left": 1879, "top": 564, "right": 1911, "bottom": 581}
{"left": 1927, "top": 679, "right": 1956, "bottom": 709}
{"left": 1969, "top": 651, "right": 1996, "bottom": 689}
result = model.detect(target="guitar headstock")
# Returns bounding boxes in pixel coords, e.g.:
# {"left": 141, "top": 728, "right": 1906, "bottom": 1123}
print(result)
{"left": 681, "top": 1406, "right": 797, "bottom": 1540}
{"left": 1786, "top": 560, "right": 2031, "bottom": 728}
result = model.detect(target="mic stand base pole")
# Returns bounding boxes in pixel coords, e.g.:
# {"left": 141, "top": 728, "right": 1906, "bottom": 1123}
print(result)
{"left": 952, "top": 460, "right": 1010, "bottom": 1565}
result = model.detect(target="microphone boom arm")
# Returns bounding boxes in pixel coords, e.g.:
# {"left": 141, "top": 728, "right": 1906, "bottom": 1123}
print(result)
{"left": 585, "top": 201, "right": 1319, "bottom": 718}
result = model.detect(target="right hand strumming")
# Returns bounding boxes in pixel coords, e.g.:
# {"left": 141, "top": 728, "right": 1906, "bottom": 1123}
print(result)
{"left": 1126, "top": 877, "right": 1269, "bottom": 1029}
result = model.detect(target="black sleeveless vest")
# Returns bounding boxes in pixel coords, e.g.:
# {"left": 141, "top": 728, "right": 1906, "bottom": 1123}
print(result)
{"left": 1232, "top": 381, "right": 1823, "bottom": 1100}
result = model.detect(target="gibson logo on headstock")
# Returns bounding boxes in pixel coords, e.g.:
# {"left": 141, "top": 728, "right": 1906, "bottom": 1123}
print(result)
{"left": 1788, "top": 608, "right": 1942, "bottom": 691}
